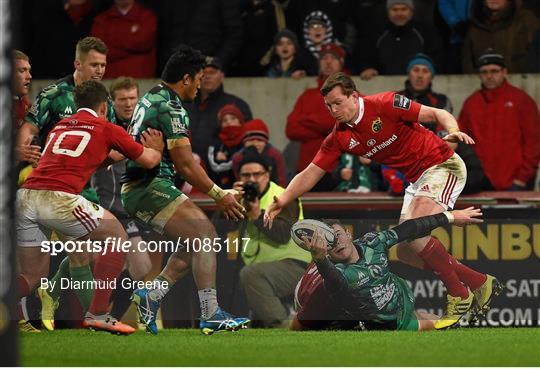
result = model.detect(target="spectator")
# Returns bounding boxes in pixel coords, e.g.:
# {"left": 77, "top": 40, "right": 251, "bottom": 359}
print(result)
{"left": 355, "top": 0, "right": 444, "bottom": 80}
{"left": 286, "top": 0, "right": 355, "bottom": 52}
{"left": 91, "top": 0, "right": 157, "bottom": 78}
{"left": 12, "top": 50, "right": 32, "bottom": 130}
{"left": 26, "top": 0, "right": 108, "bottom": 78}
{"left": 266, "top": 29, "right": 317, "bottom": 79}
{"left": 399, "top": 53, "right": 490, "bottom": 193}
{"left": 229, "top": 0, "right": 290, "bottom": 77}
{"left": 186, "top": 56, "right": 252, "bottom": 160}
{"left": 462, "top": 0, "right": 540, "bottom": 73}
{"left": 207, "top": 104, "right": 246, "bottom": 189}
{"left": 232, "top": 119, "right": 287, "bottom": 187}
{"left": 459, "top": 51, "right": 540, "bottom": 190}
{"left": 232, "top": 149, "right": 310, "bottom": 328}
{"left": 301, "top": 11, "right": 338, "bottom": 67}
{"left": 286, "top": 43, "right": 346, "bottom": 191}
{"left": 398, "top": 53, "right": 452, "bottom": 132}
{"left": 155, "top": 0, "right": 243, "bottom": 73}
{"left": 333, "top": 154, "right": 373, "bottom": 193}
{"left": 438, "top": 0, "right": 471, "bottom": 73}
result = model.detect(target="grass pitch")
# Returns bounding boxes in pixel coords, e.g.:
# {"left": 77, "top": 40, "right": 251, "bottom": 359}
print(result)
{"left": 21, "top": 328, "right": 540, "bottom": 366}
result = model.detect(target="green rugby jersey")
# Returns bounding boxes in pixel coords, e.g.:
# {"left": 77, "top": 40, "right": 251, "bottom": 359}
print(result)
{"left": 25, "top": 75, "right": 116, "bottom": 146}
{"left": 332, "top": 229, "right": 410, "bottom": 324}
{"left": 123, "top": 83, "right": 190, "bottom": 183}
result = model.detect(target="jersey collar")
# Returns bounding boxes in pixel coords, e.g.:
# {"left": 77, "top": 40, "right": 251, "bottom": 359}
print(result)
{"left": 346, "top": 97, "right": 364, "bottom": 127}
{"left": 77, "top": 108, "right": 99, "bottom": 117}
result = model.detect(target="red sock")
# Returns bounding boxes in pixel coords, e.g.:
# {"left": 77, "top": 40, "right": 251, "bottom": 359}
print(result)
{"left": 454, "top": 262, "right": 487, "bottom": 291}
{"left": 17, "top": 275, "right": 30, "bottom": 298}
{"left": 17, "top": 275, "right": 31, "bottom": 320}
{"left": 417, "top": 237, "right": 469, "bottom": 298}
{"left": 89, "top": 250, "right": 126, "bottom": 315}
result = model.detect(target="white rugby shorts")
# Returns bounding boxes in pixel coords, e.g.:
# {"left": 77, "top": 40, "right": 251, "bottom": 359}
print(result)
{"left": 401, "top": 152, "right": 467, "bottom": 215}
{"left": 16, "top": 188, "right": 104, "bottom": 247}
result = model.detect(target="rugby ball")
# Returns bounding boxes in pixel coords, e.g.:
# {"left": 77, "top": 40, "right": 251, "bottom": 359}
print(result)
{"left": 291, "top": 219, "right": 336, "bottom": 251}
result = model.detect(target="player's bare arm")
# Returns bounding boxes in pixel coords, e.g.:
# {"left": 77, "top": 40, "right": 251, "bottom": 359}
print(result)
{"left": 264, "top": 163, "right": 325, "bottom": 228}
{"left": 15, "top": 122, "right": 41, "bottom": 164}
{"left": 418, "top": 105, "right": 475, "bottom": 144}
{"left": 169, "top": 140, "right": 244, "bottom": 220}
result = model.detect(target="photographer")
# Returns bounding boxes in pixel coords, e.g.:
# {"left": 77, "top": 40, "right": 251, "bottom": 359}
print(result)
{"left": 233, "top": 148, "right": 311, "bottom": 328}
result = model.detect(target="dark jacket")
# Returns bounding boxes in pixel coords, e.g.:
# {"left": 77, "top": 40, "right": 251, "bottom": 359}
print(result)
{"left": 229, "top": 0, "right": 288, "bottom": 77}
{"left": 356, "top": 21, "right": 444, "bottom": 75}
{"left": 207, "top": 138, "right": 243, "bottom": 189}
{"left": 186, "top": 85, "right": 252, "bottom": 160}
{"left": 155, "top": 0, "right": 243, "bottom": 73}
{"left": 462, "top": 0, "right": 539, "bottom": 73}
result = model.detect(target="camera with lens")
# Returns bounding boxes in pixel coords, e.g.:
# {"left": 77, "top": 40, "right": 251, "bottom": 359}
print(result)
{"left": 242, "top": 181, "right": 260, "bottom": 202}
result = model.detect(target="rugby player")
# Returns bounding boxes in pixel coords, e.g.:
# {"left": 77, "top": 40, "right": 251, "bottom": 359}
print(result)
{"left": 120, "top": 45, "right": 249, "bottom": 335}
{"left": 266, "top": 72, "right": 502, "bottom": 329}
{"left": 292, "top": 208, "right": 501, "bottom": 331}
{"left": 16, "top": 80, "right": 163, "bottom": 334}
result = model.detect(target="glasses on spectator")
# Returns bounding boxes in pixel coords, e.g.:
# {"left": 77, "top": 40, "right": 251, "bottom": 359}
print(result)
{"left": 479, "top": 68, "right": 503, "bottom": 75}
{"left": 240, "top": 171, "right": 267, "bottom": 180}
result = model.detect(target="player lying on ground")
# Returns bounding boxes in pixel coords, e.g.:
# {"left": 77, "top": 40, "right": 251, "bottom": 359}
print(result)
{"left": 291, "top": 208, "right": 504, "bottom": 331}
{"left": 16, "top": 80, "right": 163, "bottom": 334}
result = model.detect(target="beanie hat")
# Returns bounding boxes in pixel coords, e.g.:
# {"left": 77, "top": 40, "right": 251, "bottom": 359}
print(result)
{"left": 319, "top": 43, "right": 346, "bottom": 62}
{"left": 239, "top": 146, "right": 270, "bottom": 172}
{"left": 242, "top": 119, "right": 269, "bottom": 143}
{"left": 477, "top": 49, "right": 506, "bottom": 69}
{"left": 406, "top": 53, "right": 435, "bottom": 75}
{"left": 387, "top": 0, "right": 414, "bottom": 10}
{"left": 217, "top": 104, "right": 245, "bottom": 125}
{"left": 273, "top": 29, "right": 299, "bottom": 49}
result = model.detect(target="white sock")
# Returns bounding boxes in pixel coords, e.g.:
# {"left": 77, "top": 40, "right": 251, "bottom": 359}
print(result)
{"left": 198, "top": 288, "right": 218, "bottom": 319}
{"left": 148, "top": 276, "right": 170, "bottom": 301}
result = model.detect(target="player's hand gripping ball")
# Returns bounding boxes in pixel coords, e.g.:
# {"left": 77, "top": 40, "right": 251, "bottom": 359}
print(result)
{"left": 291, "top": 219, "right": 336, "bottom": 251}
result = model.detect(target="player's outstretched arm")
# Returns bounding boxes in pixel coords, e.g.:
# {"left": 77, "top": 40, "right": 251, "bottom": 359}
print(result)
{"left": 264, "top": 163, "right": 325, "bottom": 228}
{"left": 392, "top": 207, "right": 483, "bottom": 243}
{"left": 169, "top": 142, "right": 244, "bottom": 220}
{"left": 418, "top": 105, "right": 475, "bottom": 144}
{"left": 134, "top": 128, "right": 164, "bottom": 168}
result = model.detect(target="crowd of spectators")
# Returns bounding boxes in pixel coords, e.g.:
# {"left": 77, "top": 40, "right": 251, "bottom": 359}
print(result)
{"left": 20, "top": 0, "right": 540, "bottom": 78}
{"left": 14, "top": 0, "right": 540, "bottom": 196}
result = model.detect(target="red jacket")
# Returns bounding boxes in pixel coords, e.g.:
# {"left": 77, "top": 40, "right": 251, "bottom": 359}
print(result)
{"left": 91, "top": 2, "right": 157, "bottom": 78}
{"left": 286, "top": 78, "right": 335, "bottom": 172}
{"left": 458, "top": 80, "right": 540, "bottom": 190}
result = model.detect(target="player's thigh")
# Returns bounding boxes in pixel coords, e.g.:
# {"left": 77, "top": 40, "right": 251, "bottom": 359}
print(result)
{"left": 28, "top": 189, "right": 106, "bottom": 241}
{"left": 405, "top": 153, "right": 466, "bottom": 218}
{"left": 163, "top": 199, "right": 217, "bottom": 240}
{"left": 86, "top": 208, "right": 127, "bottom": 242}
{"left": 122, "top": 178, "right": 190, "bottom": 235}
{"left": 18, "top": 247, "right": 50, "bottom": 288}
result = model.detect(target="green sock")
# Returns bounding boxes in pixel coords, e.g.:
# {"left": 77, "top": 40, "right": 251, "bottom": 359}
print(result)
{"left": 69, "top": 264, "right": 95, "bottom": 312}
{"left": 48, "top": 257, "right": 71, "bottom": 300}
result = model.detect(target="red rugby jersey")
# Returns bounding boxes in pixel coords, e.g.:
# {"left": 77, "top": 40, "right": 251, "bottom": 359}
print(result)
{"left": 313, "top": 92, "right": 453, "bottom": 182}
{"left": 23, "top": 109, "right": 144, "bottom": 194}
